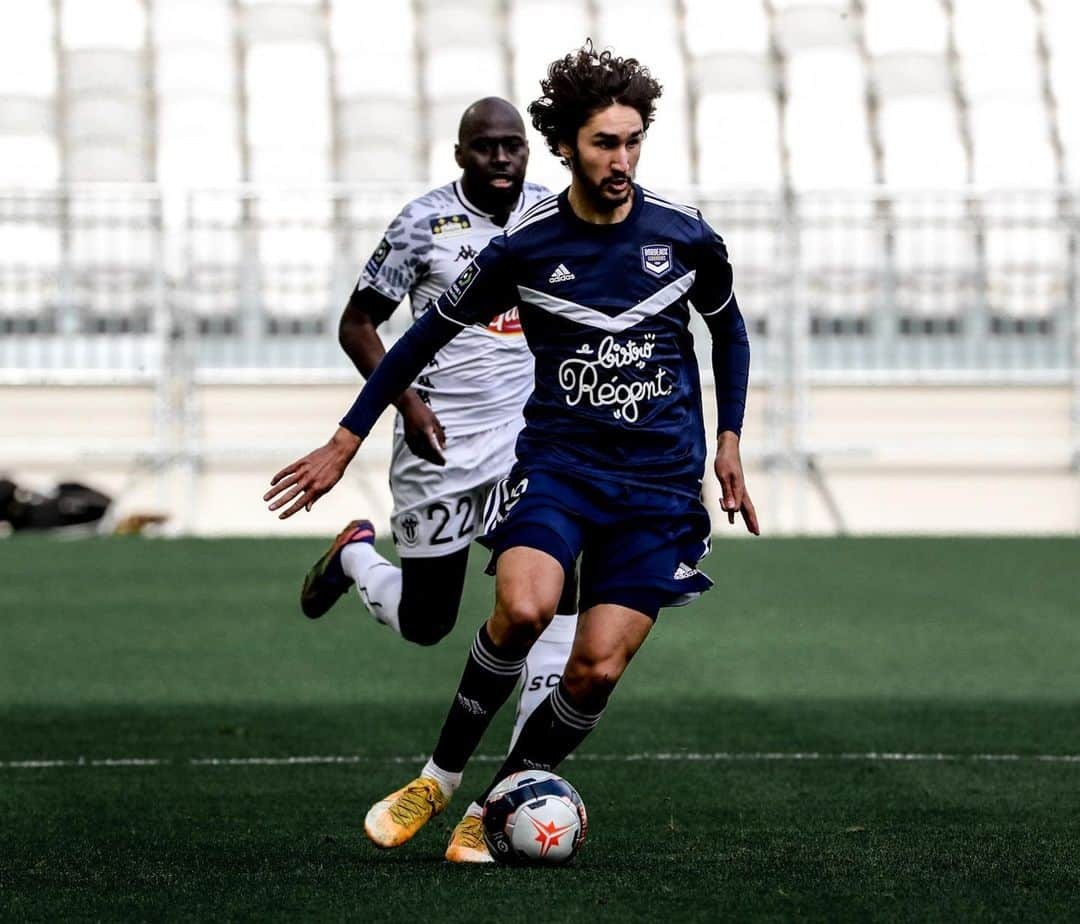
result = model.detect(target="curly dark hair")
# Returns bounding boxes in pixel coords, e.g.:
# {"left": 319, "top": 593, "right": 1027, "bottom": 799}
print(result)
{"left": 528, "top": 41, "right": 663, "bottom": 163}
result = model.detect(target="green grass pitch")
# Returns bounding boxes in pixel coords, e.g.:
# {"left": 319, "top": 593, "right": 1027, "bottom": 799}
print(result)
{"left": 2, "top": 535, "right": 1078, "bottom": 921}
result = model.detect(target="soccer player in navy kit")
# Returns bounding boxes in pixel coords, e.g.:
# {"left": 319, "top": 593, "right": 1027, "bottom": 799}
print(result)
{"left": 264, "top": 44, "right": 759, "bottom": 861}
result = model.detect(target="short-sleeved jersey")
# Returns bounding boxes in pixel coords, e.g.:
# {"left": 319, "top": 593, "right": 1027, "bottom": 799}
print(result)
{"left": 357, "top": 180, "right": 552, "bottom": 437}
{"left": 433, "top": 185, "right": 737, "bottom": 497}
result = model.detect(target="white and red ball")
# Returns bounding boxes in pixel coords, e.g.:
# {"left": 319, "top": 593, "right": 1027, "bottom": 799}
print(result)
{"left": 482, "top": 770, "right": 587, "bottom": 864}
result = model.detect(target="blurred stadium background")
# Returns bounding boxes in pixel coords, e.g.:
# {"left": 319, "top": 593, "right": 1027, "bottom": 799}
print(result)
{"left": 1, "top": 0, "right": 1077, "bottom": 536}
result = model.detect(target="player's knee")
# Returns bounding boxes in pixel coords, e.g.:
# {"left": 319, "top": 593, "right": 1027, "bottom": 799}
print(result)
{"left": 400, "top": 615, "right": 455, "bottom": 647}
{"left": 492, "top": 594, "right": 552, "bottom": 646}
{"left": 399, "top": 597, "right": 458, "bottom": 647}
{"left": 561, "top": 653, "right": 626, "bottom": 708}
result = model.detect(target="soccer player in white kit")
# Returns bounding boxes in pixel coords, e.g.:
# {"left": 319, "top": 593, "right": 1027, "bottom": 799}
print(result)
{"left": 296, "top": 98, "right": 576, "bottom": 861}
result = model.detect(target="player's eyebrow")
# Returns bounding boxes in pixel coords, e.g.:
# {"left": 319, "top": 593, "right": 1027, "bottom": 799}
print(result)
{"left": 471, "top": 134, "right": 526, "bottom": 144}
{"left": 590, "top": 130, "right": 644, "bottom": 142}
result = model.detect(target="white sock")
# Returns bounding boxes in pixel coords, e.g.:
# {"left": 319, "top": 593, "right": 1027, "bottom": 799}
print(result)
{"left": 340, "top": 542, "right": 402, "bottom": 634}
{"left": 421, "top": 758, "right": 462, "bottom": 799}
{"left": 509, "top": 612, "right": 577, "bottom": 749}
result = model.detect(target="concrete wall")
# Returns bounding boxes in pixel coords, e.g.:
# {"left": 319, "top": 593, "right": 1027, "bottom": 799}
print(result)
{"left": 1, "top": 383, "right": 1076, "bottom": 537}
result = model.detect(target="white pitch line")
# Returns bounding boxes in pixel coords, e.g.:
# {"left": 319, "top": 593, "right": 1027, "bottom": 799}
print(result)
{"left": 3, "top": 751, "right": 1080, "bottom": 770}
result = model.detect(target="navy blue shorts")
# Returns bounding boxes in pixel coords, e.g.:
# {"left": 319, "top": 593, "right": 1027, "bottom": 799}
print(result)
{"left": 478, "top": 467, "right": 713, "bottom": 619}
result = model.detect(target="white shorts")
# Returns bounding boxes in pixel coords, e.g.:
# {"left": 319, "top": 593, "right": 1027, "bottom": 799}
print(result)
{"left": 388, "top": 415, "right": 521, "bottom": 558}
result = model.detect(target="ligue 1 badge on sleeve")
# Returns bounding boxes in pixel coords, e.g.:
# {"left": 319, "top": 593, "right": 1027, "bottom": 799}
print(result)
{"left": 641, "top": 243, "right": 672, "bottom": 277}
{"left": 446, "top": 261, "right": 480, "bottom": 305}
{"left": 364, "top": 237, "right": 391, "bottom": 276}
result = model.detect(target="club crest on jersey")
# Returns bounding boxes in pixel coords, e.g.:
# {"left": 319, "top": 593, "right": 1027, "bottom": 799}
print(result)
{"left": 446, "top": 261, "right": 480, "bottom": 305}
{"left": 397, "top": 513, "right": 420, "bottom": 547}
{"left": 430, "top": 214, "right": 471, "bottom": 236}
{"left": 641, "top": 243, "right": 672, "bottom": 277}
{"left": 364, "top": 237, "right": 391, "bottom": 276}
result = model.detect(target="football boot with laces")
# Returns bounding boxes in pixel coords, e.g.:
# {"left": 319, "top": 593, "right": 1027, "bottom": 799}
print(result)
{"left": 364, "top": 776, "right": 449, "bottom": 848}
{"left": 299, "top": 519, "right": 374, "bottom": 619}
{"left": 445, "top": 815, "right": 494, "bottom": 864}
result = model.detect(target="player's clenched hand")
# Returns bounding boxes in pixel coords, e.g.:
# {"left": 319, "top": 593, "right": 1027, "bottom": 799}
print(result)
{"left": 264, "top": 426, "right": 362, "bottom": 519}
{"left": 715, "top": 431, "right": 760, "bottom": 536}
{"left": 399, "top": 392, "right": 447, "bottom": 466}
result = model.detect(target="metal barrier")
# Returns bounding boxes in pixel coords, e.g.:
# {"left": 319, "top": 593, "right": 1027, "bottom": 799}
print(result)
{"left": 2, "top": 185, "right": 1076, "bottom": 382}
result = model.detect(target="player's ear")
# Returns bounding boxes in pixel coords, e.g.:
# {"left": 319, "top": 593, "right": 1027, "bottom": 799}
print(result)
{"left": 557, "top": 140, "right": 574, "bottom": 165}
{"left": 454, "top": 143, "right": 465, "bottom": 169}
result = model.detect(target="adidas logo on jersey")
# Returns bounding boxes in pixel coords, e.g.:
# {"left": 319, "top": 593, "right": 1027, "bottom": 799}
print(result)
{"left": 673, "top": 562, "right": 699, "bottom": 580}
{"left": 548, "top": 263, "right": 575, "bottom": 283}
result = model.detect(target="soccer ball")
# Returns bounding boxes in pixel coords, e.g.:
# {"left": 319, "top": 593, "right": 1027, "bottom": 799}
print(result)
{"left": 482, "top": 770, "right": 587, "bottom": 864}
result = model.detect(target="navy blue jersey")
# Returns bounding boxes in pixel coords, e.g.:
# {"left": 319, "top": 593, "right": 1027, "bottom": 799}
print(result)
{"left": 432, "top": 185, "right": 739, "bottom": 496}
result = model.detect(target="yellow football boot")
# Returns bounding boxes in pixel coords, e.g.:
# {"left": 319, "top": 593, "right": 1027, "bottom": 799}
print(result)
{"left": 364, "top": 776, "right": 449, "bottom": 848}
{"left": 445, "top": 815, "right": 494, "bottom": 864}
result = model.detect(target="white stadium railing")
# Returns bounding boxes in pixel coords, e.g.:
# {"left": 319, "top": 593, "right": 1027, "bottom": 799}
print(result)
{"left": 1, "top": 185, "right": 1076, "bottom": 384}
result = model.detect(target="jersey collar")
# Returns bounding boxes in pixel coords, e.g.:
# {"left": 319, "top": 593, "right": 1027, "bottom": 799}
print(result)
{"left": 557, "top": 183, "right": 644, "bottom": 234}
{"left": 453, "top": 179, "right": 527, "bottom": 223}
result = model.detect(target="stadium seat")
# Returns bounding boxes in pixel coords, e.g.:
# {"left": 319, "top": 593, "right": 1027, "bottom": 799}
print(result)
{"left": 683, "top": 0, "right": 769, "bottom": 55}
{"left": 784, "top": 49, "right": 875, "bottom": 188}
{"left": 241, "top": 0, "right": 324, "bottom": 44}
{"left": 0, "top": 134, "right": 60, "bottom": 185}
{"left": 59, "top": 0, "right": 158, "bottom": 337}
{"left": 862, "top": 0, "right": 965, "bottom": 187}
{"left": 681, "top": 2, "right": 779, "bottom": 189}
{"left": 0, "top": 6, "right": 59, "bottom": 187}
{"left": 875, "top": 93, "right": 966, "bottom": 189}
{"left": 889, "top": 196, "right": 977, "bottom": 351}
{"left": 64, "top": 49, "right": 150, "bottom": 182}
{"left": 1041, "top": 0, "right": 1080, "bottom": 185}
{"left": 507, "top": 0, "right": 592, "bottom": 191}
{"left": 62, "top": 191, "right": 162, "bottom": 334}
{"left": 153, "top": 0, "right": 241, "bottom": 186}
{"left": 331, "top": 1, "right": 422, "bottom": 181}
{"left": 703, "top": 192, "right": 784, "bottom": 345}
{"left": 771, "top": 3, "right": 874, "bottom": 188}
{"left": 0, "top": 198, "right": 61, "bottom": 334}
{"left": 952, "top": 0, "right": 1056, "bottom": 187}
{"left": 61, "top": 0, "right": 146, "bottom": 51}
{"left": 694, "top": 86, "right": 782, "bottom": 189}
{"left": 983, "top": 198, "right": 1069, "bottom": 327}
{"left": 593, "top": 0, "right": 691, "bottom": 187}
{"left": 418, "top": 0, "right": 509, "bottom": 184}
{"left": 862, "top": 0, "right": 948, "bottom": 55}
{"left": 185, "top": 192, "right": 246, "bottom": 337}
{"left": 799, "top": 196, "right": 886, "bottom": 368}
{"left": 246, "top": 40, "right": 332, "bottom": 183}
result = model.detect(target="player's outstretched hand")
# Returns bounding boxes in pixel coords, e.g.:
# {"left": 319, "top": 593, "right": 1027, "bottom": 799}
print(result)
{"left": 264, "top": 426, "right": 362, "bottom": 519}
{"left": 715, "top": 431, "right": 760, "bottom": 536}
{"left": 400, "top": 392, "right": 447, "bottom": 465}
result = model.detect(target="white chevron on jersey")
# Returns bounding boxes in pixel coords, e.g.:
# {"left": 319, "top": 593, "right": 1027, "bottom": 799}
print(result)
{"left": 517, "top": 270, "right": 697, "bottom": 333}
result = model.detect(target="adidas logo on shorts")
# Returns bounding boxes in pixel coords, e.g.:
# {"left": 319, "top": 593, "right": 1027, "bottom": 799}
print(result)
{"left": 673, "top": 562, "right": 699, "bottom": 580}
{"left": 548, "top": 263, "right": 575, "bottom": 283}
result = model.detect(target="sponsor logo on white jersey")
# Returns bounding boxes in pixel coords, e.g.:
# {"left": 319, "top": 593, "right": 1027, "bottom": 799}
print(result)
{"left": 548, "top": 263, "right": 575, "bottom": 283}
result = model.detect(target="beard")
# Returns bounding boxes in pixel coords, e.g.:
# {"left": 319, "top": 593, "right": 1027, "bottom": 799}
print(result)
{"left": 568, "top": 153, "right": 632, "bottom": 212}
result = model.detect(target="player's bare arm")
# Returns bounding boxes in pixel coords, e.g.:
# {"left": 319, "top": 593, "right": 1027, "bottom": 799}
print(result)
{"left": 339, "top": 288, "right": 447, "bottom": 465}
{"left": 265, "top": 280, "right": 480, "bottom": 518}
{"left": 715, "top": 430, "right": 759, "bottom": 535}
{"left": 264, "top": 426, "right": 361, "bottom": 519}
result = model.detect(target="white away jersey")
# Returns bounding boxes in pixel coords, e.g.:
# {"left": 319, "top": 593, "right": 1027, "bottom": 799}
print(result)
{"left": 357, "top": 180, "right": 551, "bottom": 437}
